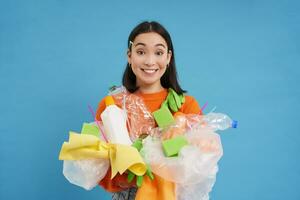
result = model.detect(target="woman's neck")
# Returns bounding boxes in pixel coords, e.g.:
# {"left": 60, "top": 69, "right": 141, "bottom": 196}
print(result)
{"left": 137, "top": 82, "right": 165, "bottom": 94}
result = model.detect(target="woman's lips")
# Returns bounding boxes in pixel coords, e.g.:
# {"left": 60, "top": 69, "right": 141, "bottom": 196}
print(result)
{"left": 141, "top": 68, "right": 159, "bottom": 74}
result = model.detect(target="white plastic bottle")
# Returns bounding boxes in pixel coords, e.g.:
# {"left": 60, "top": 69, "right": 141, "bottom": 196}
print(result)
{"left": 203, "top": 112, "right": 238, "bottom": 131}
{"left": 100, "top": 96, "right": 132, "bottom": 145}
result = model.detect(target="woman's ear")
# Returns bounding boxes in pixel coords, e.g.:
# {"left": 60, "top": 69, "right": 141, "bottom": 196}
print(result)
{"left": 127, "top": 49, "right": 131, "bottom": 64}
{"left": 167, "top": 50, "right": 172, "bottom": 65}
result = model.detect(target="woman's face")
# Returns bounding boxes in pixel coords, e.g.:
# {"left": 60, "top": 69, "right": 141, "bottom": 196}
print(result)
{"left": 127, "top": 32, "right": 172, "bottom": 90}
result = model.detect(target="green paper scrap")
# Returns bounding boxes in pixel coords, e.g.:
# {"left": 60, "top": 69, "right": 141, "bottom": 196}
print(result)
{"left": 162, "top": 135, "right": 188, "bottom": 157}
{"left": 152, "top": 106, "right": 175, "bottom": 128}
{"left": 81, "top": 123, "right": 100, "bottom": 138}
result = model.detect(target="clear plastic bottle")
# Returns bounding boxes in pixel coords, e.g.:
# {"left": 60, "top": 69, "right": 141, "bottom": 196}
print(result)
{"left": 203, "top": 112, "right": 238, "bottom": 131}
{"left": 101, "top": 96, "right": 132, "bottom": 145}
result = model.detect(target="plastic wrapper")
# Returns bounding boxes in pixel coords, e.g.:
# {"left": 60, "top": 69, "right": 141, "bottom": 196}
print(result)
{"left": 176, "top": 172, "right": 217, "bottom": 200}
{"left": 63, "top": 158, "right": 109, "bottom": 190}
{"left": 141, "top": 113, "right": 228, "bottom": 200}
{"left": 109, "top": 86, "right": 156, "bottom": 140}
{"left": 142, "top": 128, "right": 223, "bottom": 185}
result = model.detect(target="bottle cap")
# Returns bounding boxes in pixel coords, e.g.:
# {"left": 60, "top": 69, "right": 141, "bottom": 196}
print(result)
{"left": 231, "top": 120, "right": 238, "bottom": 128}
{"left": 105, "top": 96, "right": 115, "bottom": 106}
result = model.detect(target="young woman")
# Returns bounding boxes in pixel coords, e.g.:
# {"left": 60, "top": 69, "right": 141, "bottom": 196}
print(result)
{"left": 96, "top": 21, "right": 202, "bottom": 200}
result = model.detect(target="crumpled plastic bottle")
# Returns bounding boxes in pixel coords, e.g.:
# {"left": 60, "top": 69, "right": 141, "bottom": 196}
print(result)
{"left": 202, "top": 113, "right": 238, "bottom": 131}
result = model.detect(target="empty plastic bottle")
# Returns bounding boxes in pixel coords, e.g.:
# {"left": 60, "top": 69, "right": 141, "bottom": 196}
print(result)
{"left": 101, "top": 96, "right": 132, "bottom": 145}
{"left": 203, "top": 112, "right": 238, "bottom": 131}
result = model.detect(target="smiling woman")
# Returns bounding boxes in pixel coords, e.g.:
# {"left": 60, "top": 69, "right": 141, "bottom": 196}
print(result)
{"left": 127, "top": 32, "right": 172, "bottom": 93}
{"left": 122, "top": 21, "right": 187, "bottom": 95}
{"left": 95, "top": 21, "right": 202, "bottom": 200}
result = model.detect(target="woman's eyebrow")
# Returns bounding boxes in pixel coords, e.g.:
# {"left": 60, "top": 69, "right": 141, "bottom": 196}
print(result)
{"left": 155, "top": 43, "right": 166, "bottom": 49}
{"left": 134, "top": 43, "right": 166, "bottom": 49}
{"left": 134, "top": 42, "right": 146, "bottom": 47}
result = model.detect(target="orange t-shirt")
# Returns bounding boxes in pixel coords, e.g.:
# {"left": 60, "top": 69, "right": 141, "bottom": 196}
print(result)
{"left": 95, "top": 88, "right": 202, "bottom": 193}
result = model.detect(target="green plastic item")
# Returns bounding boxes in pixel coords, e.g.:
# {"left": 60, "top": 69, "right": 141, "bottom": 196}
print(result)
{"left": 162, "top": 135, "right": 188, "bottom": 157}
{"left": 152, "top": 106, "right": 175, "bottom": 128}
{"left": 81, "top": 123, "right": 100, "bottom": 138}
{"left": 166, "top": 88, "right": 185, "bottom": 112}
{"left": 127, "top": 164, "right": 154, "bottom": 187}
{"left": 127, "top": 140, "right": 154, "bottom": 187}
{"left": 152, "top": 88, "right": 185, "bottom": 128}
{"left": 132, "top": 139, "right": 143, "bottom": 151}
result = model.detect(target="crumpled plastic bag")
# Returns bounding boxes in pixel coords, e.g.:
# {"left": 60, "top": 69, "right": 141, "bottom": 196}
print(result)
{"left": 141, "top": 114, "right": 224, "bottom": 200}
{"left": 109, "top": 86, "right": 156, "bottom": 141}
{"left": 142, "top": 128, "right": 222, "bottom": 185}
{"left": 63, "top": 158, "right": 109, "bottom": 190}
{"left": 176, "top": 167, "right": 217, "bottom": 200}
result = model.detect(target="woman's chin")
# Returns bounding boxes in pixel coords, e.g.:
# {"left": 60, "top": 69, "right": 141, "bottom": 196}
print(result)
{"left": 137, "top": 77, "right": 161, "bottom": 87}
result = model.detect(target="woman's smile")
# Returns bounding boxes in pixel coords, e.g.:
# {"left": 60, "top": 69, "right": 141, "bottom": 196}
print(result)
{"left": 140, "top": 68, "right": 159, "bottom": 74}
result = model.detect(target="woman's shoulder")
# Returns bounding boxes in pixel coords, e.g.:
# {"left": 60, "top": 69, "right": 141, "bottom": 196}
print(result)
{"left": 179, "top": 94, "right": 202, "bottom": 115}
{"left": 95, "top": 97, "right": 106, "bottom": 121}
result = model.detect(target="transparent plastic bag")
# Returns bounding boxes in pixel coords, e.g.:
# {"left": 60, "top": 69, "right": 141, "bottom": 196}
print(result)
{"left": 63, "top": 158, "right": 109, "bottom": 190}
{"left": 142, "top": 128, "right": 222, "bottom": 185}
{"left": 176, "top": 166, "right": 217, "bottom": 200}
{"left": 142, "top": 114, "right": 225, "bottom": 200}
{"left": 108, "top": 86, "right": 156, "bottom": 140}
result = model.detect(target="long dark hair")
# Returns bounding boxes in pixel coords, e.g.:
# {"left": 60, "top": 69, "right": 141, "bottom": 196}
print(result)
{"left": 122, "top": 21, "right": 186, "bottom": 94}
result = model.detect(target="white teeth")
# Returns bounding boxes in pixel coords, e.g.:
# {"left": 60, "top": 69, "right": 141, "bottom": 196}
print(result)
{"left": 143, "top": 69, "right": 157, "bottom": 74}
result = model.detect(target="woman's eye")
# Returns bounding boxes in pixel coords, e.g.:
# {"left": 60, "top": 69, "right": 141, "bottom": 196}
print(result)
{"left": 137, "top": 50, "right": 145, "bottom": 55}
{"left": 156, "top": 51, "right": 164, "bottom": 56}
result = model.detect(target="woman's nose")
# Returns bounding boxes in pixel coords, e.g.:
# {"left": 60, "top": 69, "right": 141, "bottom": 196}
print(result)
{"left": 144, "top": 54, "right": 155, "bottom": 66}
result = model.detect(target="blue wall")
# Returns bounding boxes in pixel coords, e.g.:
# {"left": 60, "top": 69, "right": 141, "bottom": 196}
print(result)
{"left": 1, "top": 0, "right": 299, "bottom": 199}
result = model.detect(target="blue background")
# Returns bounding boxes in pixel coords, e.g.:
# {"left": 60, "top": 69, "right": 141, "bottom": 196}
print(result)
{"left": 1, "top": 0, "right": 299, "bottom": 199}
